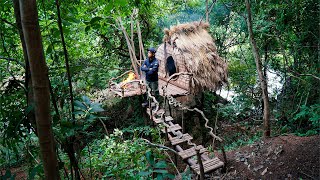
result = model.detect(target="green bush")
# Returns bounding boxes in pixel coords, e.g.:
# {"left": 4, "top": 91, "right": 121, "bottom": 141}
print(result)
{"left": 80, "top": 128, "right": 174, "bottom": 179}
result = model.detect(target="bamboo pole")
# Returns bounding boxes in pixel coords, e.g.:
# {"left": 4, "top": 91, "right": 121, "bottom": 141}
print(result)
{"left": 117, "top": 17, "right": 139, "bottom": 76}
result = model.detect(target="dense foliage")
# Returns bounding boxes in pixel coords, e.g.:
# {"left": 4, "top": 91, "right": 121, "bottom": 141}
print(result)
{"left": 0, "top": 0, "right": 318, "bottom": 178}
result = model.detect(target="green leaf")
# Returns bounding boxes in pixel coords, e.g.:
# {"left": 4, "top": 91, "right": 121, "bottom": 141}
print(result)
{"left": 82, "top": 96, "right": 91, "bottom": 105}
{"left": 164, "top": 173, "right": 175, "bottom": 179}
{"left": 74, "top": 100, "right": 87, "bottom": 110}
{"left": 138, "top": 171, "right": 152, "bottom": 176}
{"left": 116, "top": 0, "right": 127, "bottom": 6}
{"left": 156, "top": 174, "right": 164, "bottom": 180}
{"left": 51, "top": 28, "right": 60, "bottom": 37}
{"left": 90, "top": 17, "right": 103, "bottom": 25}
{"left": 154, "top": 161, "right": 167, "bottom": 168}
{"left": 61, "top": 120, "right": 72, "bottom": 128}
{"left": 146, "top": 150, "right": 155, "bottom": 165}
{"left": 90, "top": 103, "right": 104, "bottom": 112}
{"left": 46, "top": 44, "right": 53, "bottom": 54}
{"left": 73, "top": 111, "right": 85, "bottom": 115}
{"left": 85, "top": 25, "right": 91, "bottom": 32}
{"left": 153, "top": 169, "right": 168, "bottom": 174}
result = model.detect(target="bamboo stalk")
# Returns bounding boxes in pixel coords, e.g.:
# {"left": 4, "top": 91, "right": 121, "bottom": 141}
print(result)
{"left": 117, "top": 17, "right": 139, "bottom": 76}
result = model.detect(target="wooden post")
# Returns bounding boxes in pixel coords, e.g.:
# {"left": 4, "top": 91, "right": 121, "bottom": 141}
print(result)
{"left": 221, "top": 145, "right": 227, "bottom": 165}
{"left": 149, "top": 98, "right": 152, "bottom": 119}
{"left": 168, "top": 102, "right": 172, "bottom": 117}
{"left": 163, "top": 96, "right": 167, "bottom": 113}
{"left": 174, "top": 151, "right": 178, "bottom": 166}
{"left": 182, "top": 110, "right": 185, "bottom": 133}
{"left": 165, "top": 126, "right": 168, "bottom": 141}
{"left": 196, "top": 147, "right": 205, "bottom": 180}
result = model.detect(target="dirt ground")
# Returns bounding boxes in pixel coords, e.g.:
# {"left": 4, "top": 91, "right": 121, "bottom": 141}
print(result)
{"left": 213, "top": 134, "right": 320, "bottom": 180}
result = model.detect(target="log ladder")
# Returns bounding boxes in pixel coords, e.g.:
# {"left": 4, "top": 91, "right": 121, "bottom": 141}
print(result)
{"left": 146, "top": 104, "right": 225, "bottom": 178}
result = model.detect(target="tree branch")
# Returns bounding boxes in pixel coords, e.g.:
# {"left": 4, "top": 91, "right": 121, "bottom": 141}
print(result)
{"left": 0, "top": 56, "right": 25, "bottom": 67}
{"left": 0, "top": 18, "right": 17, "bottom": 28}
{"left": 140, "top": 138, "right": 178, "bottom": 155}
{"left": 296, "top": 73, "right": 320, "bottom": 81}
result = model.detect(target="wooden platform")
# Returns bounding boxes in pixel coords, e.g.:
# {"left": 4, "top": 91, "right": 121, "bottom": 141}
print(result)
{"left": 111, "top": 88, "right": 145, "bottom": 97}
{"left": 110, "top": 79, "right": 188, "bottom": 98}
{"left": 158, "top": 79, "right": 188, "bottom": 96}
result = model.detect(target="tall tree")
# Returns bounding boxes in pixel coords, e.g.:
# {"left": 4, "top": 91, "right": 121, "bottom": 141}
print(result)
{"left": 19, "top": 0, "right": 59, "bottom": 178}
{"left": 12, "top": 0, "right": 37, "bottom": 133}
{"left": 55, "top": 0, "right": 75, "bottom": 120}
{"left": 245, "top": 0, "right": 271, "bottom": 138}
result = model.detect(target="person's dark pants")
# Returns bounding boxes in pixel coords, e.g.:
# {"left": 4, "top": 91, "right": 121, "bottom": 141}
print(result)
{"left": 143, "top": 80, "right": 160, "bottom": 105}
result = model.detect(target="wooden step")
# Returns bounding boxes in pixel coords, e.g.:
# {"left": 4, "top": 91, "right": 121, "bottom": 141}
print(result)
{"left": 161, "top": 124, "right": 182, "bottom": 133}
{"left": 178, "top": 145, "right": 208, "bottom": 160}
{"left": 146, "top": 108, "right": 165, "bottom": 116}
{"left": 163, "top": 116, "right": 174, "bottom": 121}
{"left": 153, "top": 116, "right": 174, "bottom": 124}
{"left": 169, "top": 133, "right": 193, "bottom": 145}
{"left": 190, "top": 157, "right": 224, "bottom": 175}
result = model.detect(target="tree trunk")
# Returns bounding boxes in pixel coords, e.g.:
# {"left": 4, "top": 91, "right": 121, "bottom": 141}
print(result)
{"left": 206, "top": 0, "right": 209, "bottom": 23}
{"left": 19, "top": 0, "right": 59, "bottom": 179}
{"left": 12, "top": 0, "right": 37, "bottom": 134}
{"left": 245, "top": 0, "right": 271, "bottom": 138}
{"left": 55, "top": 0, "right": 75, "bottom": 120}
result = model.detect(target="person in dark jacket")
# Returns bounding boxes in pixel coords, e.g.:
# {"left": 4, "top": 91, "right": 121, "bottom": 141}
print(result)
{"left": 141, "top": 47, "right": 159, "bottom": 107}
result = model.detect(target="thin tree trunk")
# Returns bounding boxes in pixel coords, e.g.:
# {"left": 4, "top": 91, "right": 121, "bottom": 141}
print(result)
{"left": 19, "top": 0, "right": 59, "bottom": 179}
{"left": 55, "top": 1, "right": 81, "bottom": 179}
{"left": 55, "top": 0, "right": 75, "bottom": 120}
{"left": 245, "top": 0, "right": 271, "bottom": 138}
{"left": 206, "top": 0, "right": 209, "bottom": 23}
{"left": 12, "top": 0, "right": 37, "bottom": 133}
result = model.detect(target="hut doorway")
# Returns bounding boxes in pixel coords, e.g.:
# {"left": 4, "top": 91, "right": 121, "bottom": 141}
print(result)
{"left": 166, "top": 56, "right": 177, "bottom": 76}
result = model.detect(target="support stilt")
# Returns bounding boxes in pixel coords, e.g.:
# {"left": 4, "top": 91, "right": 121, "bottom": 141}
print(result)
{"left": 196, "top": 147, "right": 205, "bottom": 180}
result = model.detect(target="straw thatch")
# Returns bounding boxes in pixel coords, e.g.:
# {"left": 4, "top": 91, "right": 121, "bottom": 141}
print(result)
{"left": 163, "top": 21, "right": 228, "bottom": 92}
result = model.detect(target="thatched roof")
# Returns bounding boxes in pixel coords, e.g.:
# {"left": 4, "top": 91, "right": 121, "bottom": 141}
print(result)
{"left": 163, "top": 21, "right": 228, "bottom": 91}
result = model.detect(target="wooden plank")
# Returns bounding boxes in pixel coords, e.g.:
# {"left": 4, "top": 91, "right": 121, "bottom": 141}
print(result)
{"left": 146, "top": 108, "right": 165, "bottom": 116}
{"left": 158, "top": 79, "right": 188, "bottom": 96}
{"left": 169, "top": 133, "right": 193, "bottom": 145}
{"left": 159, "top": 77, "right": 189, "bottom": 91}
{"left": 161, "top": 124, "right": 182, "bottom": 133}
{"left": 153, "top": 116, "right": 174, "bottom": 124}
{"left": 178, "top": 145, "right": 208, "bottom": 160}
{"left": 164, "top": 116, "right": 174, "bottom": 121}
{"left": 111, "top": 88, "right": 145, "bottom": 97}
{"left": 191, "top": 157, "right": 224, "bottom": 174}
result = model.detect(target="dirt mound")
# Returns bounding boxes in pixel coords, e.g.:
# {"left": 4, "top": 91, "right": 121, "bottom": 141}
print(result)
{"left": 219, "top": 134, "right": 320, "bottom": 179}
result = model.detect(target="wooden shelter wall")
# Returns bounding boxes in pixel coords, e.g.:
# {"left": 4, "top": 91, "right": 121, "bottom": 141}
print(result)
{"left": 156, "top": 44, "right": 190, "bottom": 91}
